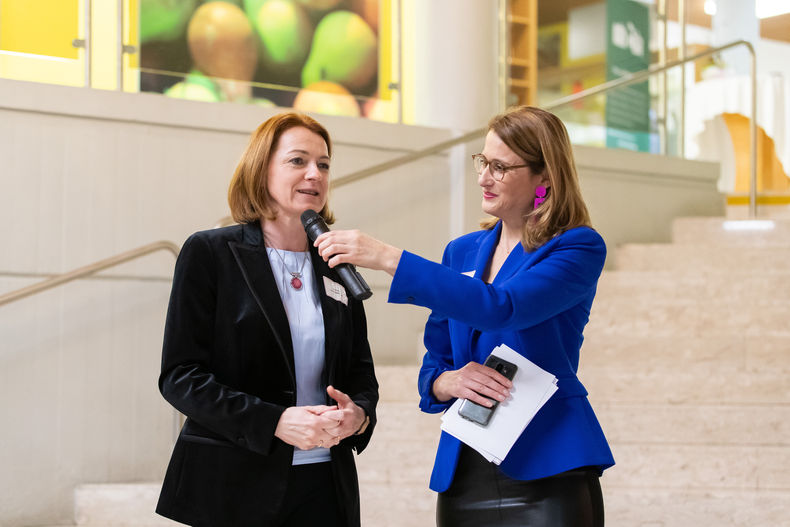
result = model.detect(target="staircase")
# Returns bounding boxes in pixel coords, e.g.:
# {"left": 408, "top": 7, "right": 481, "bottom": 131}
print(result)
{"left": 586, "top": 216, "right": 790, "bottom": 526}
{"left": 46, "top": 216, "right": 790, "bottom": 527}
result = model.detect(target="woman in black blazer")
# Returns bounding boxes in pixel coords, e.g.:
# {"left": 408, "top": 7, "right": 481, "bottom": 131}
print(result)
{"left": 155, "top": 112, "right": 378, "bottom": 527}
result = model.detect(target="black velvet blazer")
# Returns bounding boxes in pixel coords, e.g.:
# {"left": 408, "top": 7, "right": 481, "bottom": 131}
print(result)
{"left": 155, "top": 221, "right": 378, "bottom": 527}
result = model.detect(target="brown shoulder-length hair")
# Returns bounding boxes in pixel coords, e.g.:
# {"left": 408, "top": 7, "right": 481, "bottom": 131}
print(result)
{"left": 228, "top": 112, "right": 335, "bottom": 225}
{"left": 480, "top": 106, "right": 591, "bottom": 250}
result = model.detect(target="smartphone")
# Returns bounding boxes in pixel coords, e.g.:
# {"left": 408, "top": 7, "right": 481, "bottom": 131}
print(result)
{"left": 458, "top": 354, "right": 518, "bottom": 427}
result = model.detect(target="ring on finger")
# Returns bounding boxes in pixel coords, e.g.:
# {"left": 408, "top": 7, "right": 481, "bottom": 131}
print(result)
{"left": 318, "top": 439, "right": 324, "bottom": 447}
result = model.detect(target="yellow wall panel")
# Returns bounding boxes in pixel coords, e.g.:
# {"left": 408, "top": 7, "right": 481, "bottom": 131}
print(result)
{"left": 0, "top": 0, "right": 80, "bottom": 59}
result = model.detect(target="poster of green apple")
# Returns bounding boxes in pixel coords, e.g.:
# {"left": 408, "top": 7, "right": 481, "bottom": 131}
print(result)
{"left": 140, "top": 0, "right": 385, "bottom": 118}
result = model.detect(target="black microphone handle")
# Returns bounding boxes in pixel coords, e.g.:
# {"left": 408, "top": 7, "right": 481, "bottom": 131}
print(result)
{"left": 301, "top": 210, "right": 372, "bottom": 301}
{"left": 336, "top": 264, "right": 373, "bottom": 301}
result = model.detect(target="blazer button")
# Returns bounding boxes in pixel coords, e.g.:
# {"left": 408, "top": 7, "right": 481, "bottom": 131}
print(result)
{"left": 407, "top": 296, "right": 415, "bottom": 302}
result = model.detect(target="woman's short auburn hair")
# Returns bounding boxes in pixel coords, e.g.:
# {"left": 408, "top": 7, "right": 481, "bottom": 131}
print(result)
{"left": 228, "top": 112, "right": 335, "bottom": 225}
{"left": 481, "top": 106, "right": 592, "bottom": 250}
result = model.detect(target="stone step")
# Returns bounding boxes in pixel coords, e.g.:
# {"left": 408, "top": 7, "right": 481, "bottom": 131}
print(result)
{"left": 602, "top": 487, "right": 790, "bottom": 527}
{"left": 613, "top": 243, "right": 790, "bottom": 272}
{"left": 586, "top": 295, "right": 790, "bottom": 338}
{"left": 360, "top": 404, "right": 790, "bottom": 485}
{"left": 367, "top": 400, "right": 790, "bottom": 453}
{"left": 362, "top": 401, "right": 790, "bottom": 459}
{"left": 672, "top": 216, "right": 790, "bottom": 246}
{"left": 73, "top": 483, "right": 176, "bottom": 526}
{"left": 51, "top": 485, "right": 790, "bottom": 527}
{"left": 597, "top": 270, "right": 790, "bottom": 299}
{"left": 368, "top": 373, "right": 790, "bottom": 447}
{"left": 605, "top": 443, "right": 790, "bottom": 491}
{"left": 359, "top": 482, "right": 434, "bottom": 527}
{"left": 593, "top": 402, "right": 790, "bottom": 447}
{"left": 578, "top": 335, "right": 790, "bottom": 404}
{"left": 62, "top": 401, "right": 790, "bottom": 526}
{"left": 376, "top": 337, "right": 790, "bottom": 406}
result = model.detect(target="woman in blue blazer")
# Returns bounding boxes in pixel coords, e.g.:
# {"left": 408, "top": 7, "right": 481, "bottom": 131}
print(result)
{"left": 315, "top": 106, "right": 614, "bottom": 526}
{"left": 156, "top": 113, "right": 377, "bottom": 527}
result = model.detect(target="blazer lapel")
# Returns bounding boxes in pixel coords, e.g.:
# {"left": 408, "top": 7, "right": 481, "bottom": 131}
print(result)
{"left": 228, "top": 222, "right": 296, "bottom": 388}
{"left": 470, "top": 222, "right": 502, "bottom": 279}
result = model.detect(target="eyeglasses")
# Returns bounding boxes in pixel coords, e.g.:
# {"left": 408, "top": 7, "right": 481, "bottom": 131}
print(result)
{"left": 472, "top": 154, "right": 529, "bottom": 181}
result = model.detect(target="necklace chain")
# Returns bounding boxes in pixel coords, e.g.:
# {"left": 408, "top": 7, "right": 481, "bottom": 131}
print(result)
{"left": 269, "top": 246, "right": 308, "bottom": 290}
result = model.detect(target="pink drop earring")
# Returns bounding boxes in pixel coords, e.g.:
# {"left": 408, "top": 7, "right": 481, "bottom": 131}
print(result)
{"left": 534, "top": 186, "right": 547, "bottom": 209}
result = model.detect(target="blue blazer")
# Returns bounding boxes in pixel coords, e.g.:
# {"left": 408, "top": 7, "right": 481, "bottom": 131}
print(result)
{"left": 388, "top": 222, "right": 614, "bottom": 492}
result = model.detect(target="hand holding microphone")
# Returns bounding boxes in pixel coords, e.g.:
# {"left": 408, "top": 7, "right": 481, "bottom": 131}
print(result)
{"left": 301, "top": 209, "right": 374, "bottom": 301}
{"left": 302, "top": 209, "right": 403, "bottom": 292}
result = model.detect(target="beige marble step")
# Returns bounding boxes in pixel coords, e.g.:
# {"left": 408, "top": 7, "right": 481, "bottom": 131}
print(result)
{"left": 602, "top": 487, "right": 790, "bottom": 527}
{"left": 369, "top": 370, "right": 790, "bottom": 447}
{"left": 592, "top": 402, "right": 790, "bottom": 447}
{"left": 613, "top": 243, "right": 790, "bottom": 272}
{"left": 359, "top": 482, "right": 434, "bottom": 527}
{"left": 73, "top": 483, "right": 176, "bottom": 526}
{"left": 597, "top": 270, "right": 790, "bottom": 299}
{"left": 578, "top": 335, "right": 790, "bottom": 404}
{"left": 587, "top": 295, "right": 790, "bottom": 338}
{"left": 53, "top": 485, "right": 790, "bottom": 527}
{"left": 605, "top": 442, "right": 790, "bottom": 491}
{"left": 672, "top": 217, "right": 790, "bottom": 246}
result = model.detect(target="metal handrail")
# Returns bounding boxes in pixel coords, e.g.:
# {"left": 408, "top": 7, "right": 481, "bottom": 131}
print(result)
{"left": 0, "top": 240, "right": 180, "bottom": 307}
{"left": 0, "top": 240, "right": 182, "bottom": 441}
{"left": 333, "top": 40, "right": 758, "bottom": 217}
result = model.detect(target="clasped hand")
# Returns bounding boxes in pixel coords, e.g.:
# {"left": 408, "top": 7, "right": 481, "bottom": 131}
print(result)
{"left": 432, "top": 361, "right": 513, "bottom": 406}
{"left": 274, "top": 386, "right": 366, "bottom": 450}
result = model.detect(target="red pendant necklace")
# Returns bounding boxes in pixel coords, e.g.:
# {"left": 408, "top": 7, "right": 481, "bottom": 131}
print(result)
{"left": 270, "top": 246, "right": 309, "bottom": 290}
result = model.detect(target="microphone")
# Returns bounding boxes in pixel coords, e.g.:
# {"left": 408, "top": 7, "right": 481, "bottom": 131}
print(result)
{"left": 301, "top": 209, "right": 373, "bottom": 301}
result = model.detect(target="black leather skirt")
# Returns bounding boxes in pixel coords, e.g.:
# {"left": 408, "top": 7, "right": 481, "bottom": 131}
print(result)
{"left": 437, "top": 446, "right": 604, "bottom": 527}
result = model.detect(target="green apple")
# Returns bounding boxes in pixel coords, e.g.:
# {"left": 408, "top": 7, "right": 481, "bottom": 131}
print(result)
{"left": 243, "top": 0, "right": 268, "bottom": 20}
{"left": 140, "top": 0, "right": 198, "bottom": 43}
{"left": 253, "top": 0, "right": 313, "bottom": 73}
{"left": 301, "top": 10, "right": 377, "bottom": 92}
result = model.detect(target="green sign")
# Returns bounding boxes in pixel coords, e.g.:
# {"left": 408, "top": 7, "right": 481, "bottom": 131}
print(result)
{"left": 606, "top": 0, "right": 651, "bottom": 152}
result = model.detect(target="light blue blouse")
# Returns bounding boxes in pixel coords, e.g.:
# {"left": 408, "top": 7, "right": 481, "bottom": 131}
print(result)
{"left": 266, "top": 247, "right": 331, "bottom": 465}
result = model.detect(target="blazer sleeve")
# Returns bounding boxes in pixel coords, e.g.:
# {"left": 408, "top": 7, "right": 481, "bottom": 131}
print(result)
{"left": 337, "top": 297, "right": 379, "bottom": 454}
{"left": 159, "top": 233, "right": 287, "bottom": 456}
{"left": 389, "top": 228, "right": 606, "bottom": 333}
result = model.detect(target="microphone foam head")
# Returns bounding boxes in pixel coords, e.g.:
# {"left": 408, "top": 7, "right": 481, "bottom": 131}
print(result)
{"left": 300, "top": 209, "right": 320, "bottom": 228}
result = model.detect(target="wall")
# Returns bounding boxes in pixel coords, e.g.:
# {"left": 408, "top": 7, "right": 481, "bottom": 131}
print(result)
{"left": 0, "top": 77, "right": 722, "bottom": 525}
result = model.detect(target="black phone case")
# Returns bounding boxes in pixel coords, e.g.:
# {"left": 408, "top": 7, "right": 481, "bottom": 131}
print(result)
{"left": 458, "top": 355, "right": 518, "bottom": 426}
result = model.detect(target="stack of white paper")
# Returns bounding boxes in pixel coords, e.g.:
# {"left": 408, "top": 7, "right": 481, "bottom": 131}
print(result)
{"left": 440, "top": 344, "right": 558, "bottom": 464}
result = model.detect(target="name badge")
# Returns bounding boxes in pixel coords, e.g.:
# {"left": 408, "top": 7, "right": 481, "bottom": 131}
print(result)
{"left": 323, "top": 276, "right": 348, "bottom": 306}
